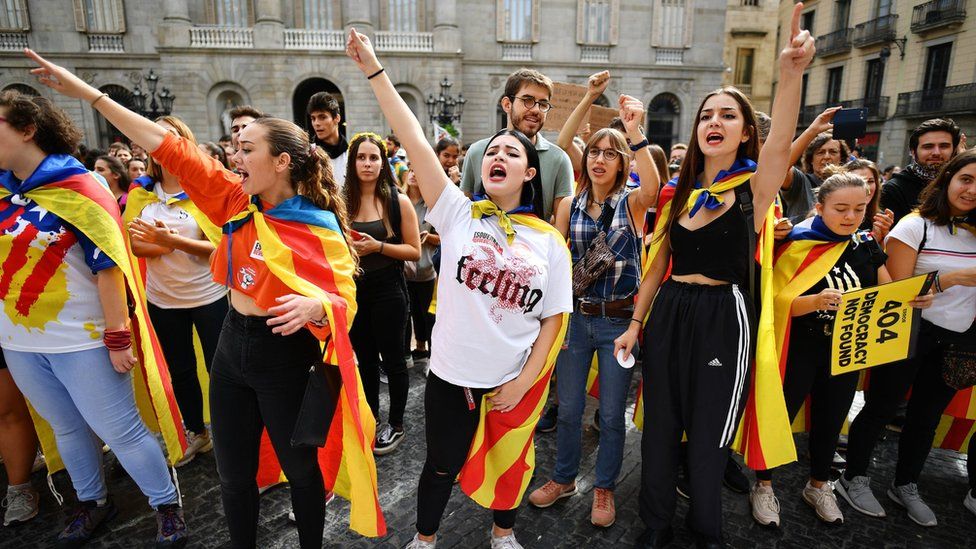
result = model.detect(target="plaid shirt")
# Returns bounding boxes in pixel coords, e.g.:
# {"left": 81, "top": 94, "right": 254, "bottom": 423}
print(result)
{"left": 569, "top": 188, "right": 641, "bottom": 302}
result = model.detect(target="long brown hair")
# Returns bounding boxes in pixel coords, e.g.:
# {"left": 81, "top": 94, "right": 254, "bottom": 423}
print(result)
{"left": 648, "top": 144, "right": 670, "bottom": 187}
{"left": 250, "top": 117, "right": 357, "bottom": 265}
{"left": 663, "top": 87, "right": 760, "bottom": 239}
{"left": 148, "top": 115, "right": 196, "bottom": 182}
{"left": 576, "top": 128, "right": 631, "bottom": 203}
{"left": 919, "top": 149, "right": 976, "bottom": 225}
{"left": 344, "top": 133, "right": 398, "bottom": 239}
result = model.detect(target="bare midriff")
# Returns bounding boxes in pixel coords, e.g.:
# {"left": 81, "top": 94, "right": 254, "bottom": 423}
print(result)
{"left": 230, "top": 289, "right": 269, "bottom": 316}
{"left": 670, "top": 274, "right": 730, "bottom": 286}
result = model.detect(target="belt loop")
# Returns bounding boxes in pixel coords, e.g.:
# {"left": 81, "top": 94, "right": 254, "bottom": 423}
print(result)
{"left": 600, "top": 301, "right": 606, "bottom": 316}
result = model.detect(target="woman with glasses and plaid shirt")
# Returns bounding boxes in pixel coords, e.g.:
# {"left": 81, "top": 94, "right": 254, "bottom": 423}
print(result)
{"left": 527, "top": 94, "right": 659, "bottom": 527}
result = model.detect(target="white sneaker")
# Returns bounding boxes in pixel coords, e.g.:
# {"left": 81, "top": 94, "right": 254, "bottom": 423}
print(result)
{"left": 405, "top": 533, "right": 436, "bottom": 548}
{"left": 287, "top": 491, "right": 335, "bottom": 523}
{"left": 175, "top": 429, "right": 213, "bottom": 468}
{"left": 2, "top": 485, "right": 39, "bottom": 526}
{"left": 749, "top": 483, "right": 781, "bottom": 527}
{"left": 802, "top": 481, "right": 844, "bottom": 524}
{"left": 490, "top": 531, "right": 523, "bottom": 549}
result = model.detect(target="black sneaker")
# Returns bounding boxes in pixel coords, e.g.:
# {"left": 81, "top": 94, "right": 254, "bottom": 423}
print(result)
{"left": 536, "top": 405, "right": 558, "bottom": 433}
{"left": 373, "top": 423, "right": 404, "bottom": 456}
{"left": 155, "top": 504, "right": 188, "bottom": 548}
{"left": 57, "top": 499, "right": 117, "bottom": 548}
{"left": 723, "top": 456, "right": 750, "bottom": 494}
{"left": 676, "top": 473, "right": 691, "bottom": 500}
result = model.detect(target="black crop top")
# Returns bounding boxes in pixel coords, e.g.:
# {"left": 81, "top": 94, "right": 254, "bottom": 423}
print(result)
{"left": 352, "top": 219, "right": 398, "bottom": 274}
{"left": 669, "top": 202, "right": 752, "bottom": 286}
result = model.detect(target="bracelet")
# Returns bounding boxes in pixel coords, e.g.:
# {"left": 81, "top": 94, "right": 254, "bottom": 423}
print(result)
{"left": 90, "top": 93, "right": 109, "bottom": 108}
{"left": 379, "top": 241, "right": 385, "bottom": 254}
{"left": 934, "top": 273, "right": 944, "bottom": 293}
{"left": 629, "top": 138, "right": 649, "bottom": 152}
{"left": 629, "top": 318, "right": 642, "bottom": 325}
{"left": 103, "top": 329, "right": 132, "bottom": 352}
{"left": 366, "top": 67, "right": 385, "bottom": 80}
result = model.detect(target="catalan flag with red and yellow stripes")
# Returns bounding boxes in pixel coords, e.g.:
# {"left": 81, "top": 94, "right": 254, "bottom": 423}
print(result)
{"left": 0, "top": 156, "right": 187, "bottom": 472}
{"left": 458, "top": 213, "right": 570, "bottom": 510}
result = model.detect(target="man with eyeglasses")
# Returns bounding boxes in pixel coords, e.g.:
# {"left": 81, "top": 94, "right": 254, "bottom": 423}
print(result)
{"left": 460, "top": 69, "right": 574, "bottom": 222}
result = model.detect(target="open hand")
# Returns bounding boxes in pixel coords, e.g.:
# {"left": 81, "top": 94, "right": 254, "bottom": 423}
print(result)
{"left": 811, "top": 106, "right": 842, "bottom": 135}
{"left": 779, "top": 3, "right": 815, "bottom": 78}
{"left": 345, "top": 28, "right": 382, "bottom": 76}
{"left": 871, "top": 209, "right": 894, "bottom": 240}
{"left": 266, "top": 294, "right": 326, "bottom": 335}
{"left": 129, "top": 217, "right": 177, "bottom": 248}
{"left": 25, "top": 49, "right": 101, "bottom": 102}
{"left": 488, "top": 377, "right": 530, "bottom": 413}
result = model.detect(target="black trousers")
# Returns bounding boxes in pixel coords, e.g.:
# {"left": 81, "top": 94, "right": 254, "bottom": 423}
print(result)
{"left": 406, "top": 278, "right": 436, "bottom": 348}
{"left": 147, "top": 297, "right": 228, "bottom": 434}
{"left": 639, "top": 281, "right": 755, "bottom": 544}
{"left": 416, "top": 373, "right": 518, "bottom": 536}
{"left": 210, "top": 308, "right": 325, "bottom": 549}
{"left": 845, "top": 319, "right": 976, "bottom": 486}
{"left": 755, "top": 323, "right": 859, "bottom": 482}
{"left": 350, "top": 265, "right": 409, "bottom": 429}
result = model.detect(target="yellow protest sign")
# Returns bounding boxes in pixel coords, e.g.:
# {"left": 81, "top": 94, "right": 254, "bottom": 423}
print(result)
{"left": 830, "top": 272, "right": 936, "bottom": 376}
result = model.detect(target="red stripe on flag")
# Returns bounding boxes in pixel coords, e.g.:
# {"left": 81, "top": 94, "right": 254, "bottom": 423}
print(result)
{"left": 0, "top": 224, "right": 39, "bottom": 301}
{"left": 940, "top": 418, "right": 974, "bottom": 450}
{"left": 489, "top": 435, "right": 534, "bottom": 509}
{"left": 15, "top": 231, "right": 72, "bottom": 315}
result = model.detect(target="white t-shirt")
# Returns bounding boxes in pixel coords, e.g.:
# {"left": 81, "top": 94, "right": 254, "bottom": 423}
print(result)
{"left": 140, "top": 185, "right": 227, "bottom": 309}
{"left": 425, "top": 185, "right": 573, "bottom": 388}
{"left": 886, "top": 215, "right": 976, "bottom": 332}
{"left": 0, "top": 195, "right": 114, "bottom": 353}
{"left": 331, "top": 150, "right": 347, "bottom": 189}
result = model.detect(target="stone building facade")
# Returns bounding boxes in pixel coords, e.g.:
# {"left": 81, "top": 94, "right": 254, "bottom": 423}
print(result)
{"left": 774, "top": 0, "right": 976, "bottom": 166}
{"left": 0, "top": 0, "right": 729, "bottom": 152}
{"left": 722, "top": 0, "right": 779, "bottom": 113}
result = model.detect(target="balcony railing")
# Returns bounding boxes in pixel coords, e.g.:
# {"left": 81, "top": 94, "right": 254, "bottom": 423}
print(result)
{"left": 501, "top": 43, "right": 532, "bottom": 61}
{"left": 375, "top": 31, "right": 433, "bottom": 52}
{"left": 895, "top": 83, "right": 976, "bottom": 116}
{"left": 655, "top": 47, "right": 683, "bottom": 65}
{"left": 88, "top": 34, "right": 124, "bottom": 53}
{"left": 911, "top": 0, "right": 967, "bottom": 33}
{"left": 0, "top": 31, "right": 28, "bottom": 51}
{"left": 815, "top": 28, "right": 852, "bottom": 57}
{"left": 580, "top": 45, "right": 610, "bottom": 63}
{"left": 798, "top": 97, "right": 890, "bottom": 126}
{"left": 852, "top": 14, "right": 898, "bottom": 47}
{"left": 284, "top": 29, "right": 344, "bottom": 50}
{"left": 190, "top": 26, "right": 253, "bottom": 48}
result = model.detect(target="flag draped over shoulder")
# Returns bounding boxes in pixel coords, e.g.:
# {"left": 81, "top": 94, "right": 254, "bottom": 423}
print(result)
{"left": 458, "top": 212, "right": 570, "bottom": 510}
{"left": 224, "top": 197, "right": 385, "bottom": 537}
{"left": 0, "top": 155, "right": 187, "bottom": 472}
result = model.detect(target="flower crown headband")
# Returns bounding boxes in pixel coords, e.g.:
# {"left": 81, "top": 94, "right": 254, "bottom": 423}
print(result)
{"left": 348, "top": 131, "right": 389, "bottom": 156}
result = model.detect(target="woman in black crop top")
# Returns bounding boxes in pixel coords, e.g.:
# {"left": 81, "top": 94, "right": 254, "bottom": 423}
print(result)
{"left": 343, "top": 132, "right": 421, "bottom": 455}
{"left": 618, "top": 7, "right": 815, "bottom": 547}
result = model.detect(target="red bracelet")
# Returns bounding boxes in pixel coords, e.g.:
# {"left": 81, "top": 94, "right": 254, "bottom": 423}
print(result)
{"left": 103, "top": 329, "right": 132, "bottom": 352}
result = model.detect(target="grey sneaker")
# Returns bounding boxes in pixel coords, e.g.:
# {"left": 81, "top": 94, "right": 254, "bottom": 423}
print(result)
{"left": 405, "top": 533, "right": 436, "bottom": 549}
{"left": 490, "top": 531, "right": 524, "bottom": 549}
{"left": 749, "top": 483, "right": 780, "bottom": 527}
{"left": 802, "top": 481, "right": 843, "bottom": 524}
{"left": 964, "top": 491, "right": 976, "bottom": 518}
{"left": 175, "top": 429, "right": 213, "bottom": 468}
{"left": 887, "top": 482, "right": 937, "bottom": 526}
{"left": 2, "top": 485, "right": 39, "bottom": 526}
{"left": 836, "top": 475, "right": 886, "bottom": 518}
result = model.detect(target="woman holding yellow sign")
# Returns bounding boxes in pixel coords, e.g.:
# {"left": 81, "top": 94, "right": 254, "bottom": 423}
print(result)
{"left": 838, "top": 150, "right": 976, "bottom": 526}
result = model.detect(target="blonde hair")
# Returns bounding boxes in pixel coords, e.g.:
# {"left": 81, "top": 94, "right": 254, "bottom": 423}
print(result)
{"left": 148, "top": 115, "right": 196, "bottom": 182}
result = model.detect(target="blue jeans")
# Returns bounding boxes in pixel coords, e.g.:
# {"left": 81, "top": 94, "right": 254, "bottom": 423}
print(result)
{"left": 553, "top": 313, "right": 637, "bottom": 489}
{"left": 3, "top": 347, "right": 177, "bottom": 508}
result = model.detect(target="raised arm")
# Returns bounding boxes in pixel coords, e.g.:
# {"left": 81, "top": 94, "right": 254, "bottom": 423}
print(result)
{"left": 345, "top": 30, "right": 449, "bottom": 209}
{"left": 620, "top": 94, "right": 659, "bottom": 219}
{"left": 556, "top": 71, "right": 609, "bottom": 172}
{"left": 751, "top": 2, "right": 814, "bottom": 227}
{"left": 782, "top": 107, "right": 841, "bottom": 189}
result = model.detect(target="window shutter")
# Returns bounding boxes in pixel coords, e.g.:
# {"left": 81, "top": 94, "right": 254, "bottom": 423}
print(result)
{"left": 205, "top": 0, "right": 215, "bottom": 25}
{"left": 609, "top": 0, "right": 619, "bottom": 45}
{"left": 294, "top": 0, "right": 304, "bottom": 28}
{"left": 112, "top": 0, "right": 125, "bottom": 32}
{"left": 73, "top": 0, "right": 87, "bottom": 31}
{"left": 332, "top": 0, "right": 342, "bottom": 29}
{"left": 576, "top": 0, "right": 585, "bottom": 44}
{"left": 417, "top": 0, "right": 426, "bottom": 32}
{"left": 531, "top": 0, "right": 539, "bottom": 43}
{"left": 683, "top": 0, "right": 693, "bottom": 48}
{"left": 496, "top": 0, "right": 505, "bottom": 41}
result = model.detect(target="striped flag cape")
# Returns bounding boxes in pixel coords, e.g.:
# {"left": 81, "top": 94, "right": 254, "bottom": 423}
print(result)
{"left": 636, "top": 161, "right": 794, "bottom": 469}
{"left": 225, "top": 197, "right": 385, "bottom": 537}
{"left": 123, "top": 175, "right": 224, "bottom": 425}
{"left": 458, "top": 211, "right": 571, "bottom": 510}
{"left": 0, "top": 155, "right": 187, "bottom": 472}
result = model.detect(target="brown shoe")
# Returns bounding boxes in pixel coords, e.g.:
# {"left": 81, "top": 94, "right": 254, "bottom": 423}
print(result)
{"left": 591, "top": 487, "right": 615, "bottom": 527}
{"left": 528, "top": 480, "right": 577, "bottom": 508}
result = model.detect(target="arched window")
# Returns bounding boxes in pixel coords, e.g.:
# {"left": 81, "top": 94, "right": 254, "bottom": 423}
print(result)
{"left": 292, "top": 78, "right": 345, "bottom": 139}
{"left": 646, "top": 93, "right": 681, "bottom": 153}
{"left": 216, "top": 90, "right": 244, "bottom": 138}
{"left": 95, "top": 84, "right": 135, "bottom": 147}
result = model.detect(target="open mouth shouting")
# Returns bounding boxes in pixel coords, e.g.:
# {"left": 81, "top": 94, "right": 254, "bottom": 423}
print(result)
{"left": 238, "top": 167, "right": 250, "bottom": 185}
{"left": 487, "top": 162, "right": 508, "bottom": 183}
{"left": 705, "top": 132, "right": 724, "bottom": 146}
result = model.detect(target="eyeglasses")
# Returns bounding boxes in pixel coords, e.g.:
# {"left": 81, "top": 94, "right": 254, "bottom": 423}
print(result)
{"left": 510, "top": 95, "right": 552, "bottom": 113}
{"left": 586, "top": 148, "right": 622, "bottom": 161}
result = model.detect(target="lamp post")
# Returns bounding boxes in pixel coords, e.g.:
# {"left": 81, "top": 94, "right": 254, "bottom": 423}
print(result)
{"left": 130, "top": 69, "right": 176, "bottom": 118}
{"left": 425, "top": 78, "right": 465, "bottom": 138}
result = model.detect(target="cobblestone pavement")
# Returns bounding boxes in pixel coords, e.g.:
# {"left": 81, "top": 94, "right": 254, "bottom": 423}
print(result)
{"left": 1, "top": 364, "right": 973, "bottom": 548}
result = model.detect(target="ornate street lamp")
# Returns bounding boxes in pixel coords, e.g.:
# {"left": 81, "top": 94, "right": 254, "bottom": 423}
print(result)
{"left": 130, "top": 69, "right": 176, "bottom": 118}
{"left": 425, "top": 77, "right": 465, "bottom": 129}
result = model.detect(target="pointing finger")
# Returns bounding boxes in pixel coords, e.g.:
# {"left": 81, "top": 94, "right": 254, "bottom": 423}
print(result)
{"left": 790, "top": 2, "right": 803, "bottom": 41}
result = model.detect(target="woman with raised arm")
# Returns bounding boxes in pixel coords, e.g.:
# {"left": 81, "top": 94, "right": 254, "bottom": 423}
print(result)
{"left": 25, "top": 49, "right": 385, "bottom": 547}
{"left": 615, "top": 5, "right": 815, "bottom": 547}
{"left": 528, "top": 94, "right": 658, "bottom": 528}
{"left": 346, "top": 29, "right": 572, "bottom": 549}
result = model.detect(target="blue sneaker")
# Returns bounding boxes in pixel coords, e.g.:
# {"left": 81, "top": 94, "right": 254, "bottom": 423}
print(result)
{"left": 536, "top": 405, "right": 558, "bottom": 433}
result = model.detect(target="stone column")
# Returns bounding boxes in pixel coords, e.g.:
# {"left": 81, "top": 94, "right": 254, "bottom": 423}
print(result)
{"left": 158, "top": 0, "right": 191, "bottom": 48}
{"left": 432, "top": 0, "right": 460, "bottom": 53}
{"left": 254, "top": 0, "right": 285, "bottom": 49}
{"left": 343, "top": 0, "right": 375, "bottom": 37}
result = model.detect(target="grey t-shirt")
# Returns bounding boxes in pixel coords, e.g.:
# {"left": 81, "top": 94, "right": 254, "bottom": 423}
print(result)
{"left": 779, "top": 167, "right": 819, "bottom": 224}
{"left": 459, "top": 133, "right": 574, "bottom": 221}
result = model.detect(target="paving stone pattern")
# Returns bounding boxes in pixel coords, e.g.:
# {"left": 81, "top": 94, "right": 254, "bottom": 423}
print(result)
{"left": 1, "top": 364, "right": 972, "bottom": 548}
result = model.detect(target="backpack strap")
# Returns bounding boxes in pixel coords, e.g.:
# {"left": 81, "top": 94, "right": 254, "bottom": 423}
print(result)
{"left": 736, "top": 185, "right": 757, "bottom": 299}
{"left": 387, "top": 184, "right": 403, "bottom": 244}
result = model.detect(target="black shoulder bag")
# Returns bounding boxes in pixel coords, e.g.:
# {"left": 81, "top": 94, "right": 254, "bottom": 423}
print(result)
{"left": 291, "top": 343, "right": 343, "bottom": 448}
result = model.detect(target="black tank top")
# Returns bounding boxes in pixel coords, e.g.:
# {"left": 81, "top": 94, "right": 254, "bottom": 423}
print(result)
{"left": 352, "top": 219, "right": 398, "bottom": 274}
{"left": 669, "top": 202, "right": 751, "bottom": 285}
